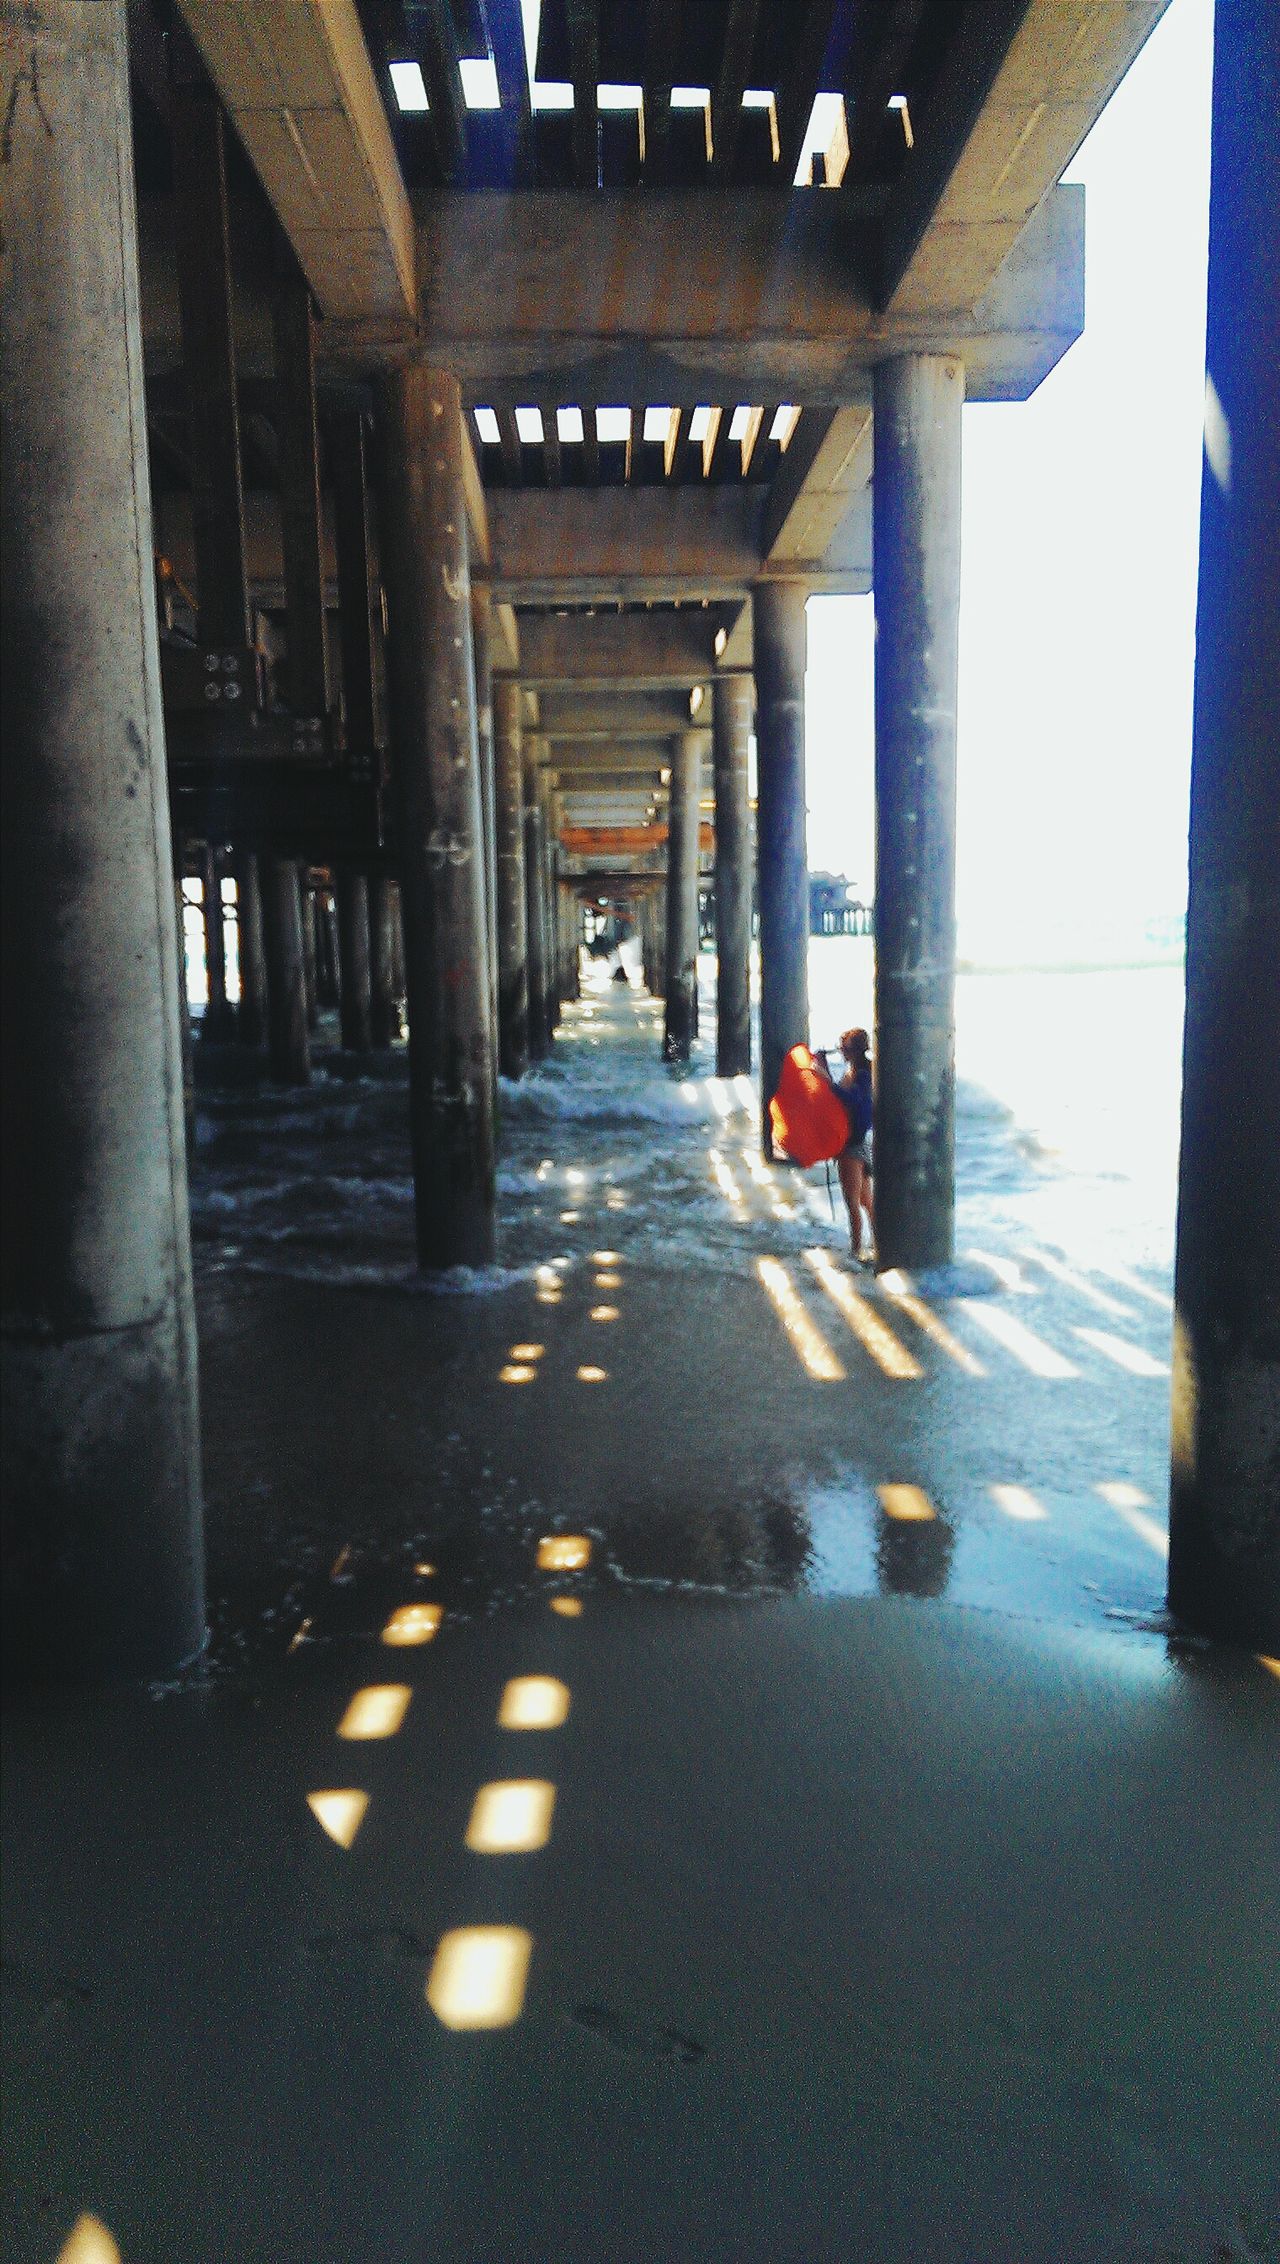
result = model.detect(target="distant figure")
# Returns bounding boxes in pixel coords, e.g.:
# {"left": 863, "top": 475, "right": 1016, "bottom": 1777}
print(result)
{"left": 820, "top": 1027, "right": 875, "bottom": 1264}
{"left": 611, "top": 960, "right": 630, "bottom": 986}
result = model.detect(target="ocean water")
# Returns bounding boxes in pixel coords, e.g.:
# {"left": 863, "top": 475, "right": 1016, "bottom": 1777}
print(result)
{"left": 808, "top": 935, "right": 1186, "bottom": 1280}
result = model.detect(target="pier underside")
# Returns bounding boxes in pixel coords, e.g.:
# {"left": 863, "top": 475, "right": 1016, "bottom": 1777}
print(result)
{"left": 5, "top": 963, "right": 1277, "bottom": 2262}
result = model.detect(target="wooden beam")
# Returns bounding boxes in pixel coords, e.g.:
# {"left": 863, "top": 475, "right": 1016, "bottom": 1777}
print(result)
{"left": 711, "top": 0, "right": 762, "bottom": 180}
{"left": 541, "top": 405, "right": 563, "bottom": 487}
{"left": 497, "top": 406, "right": 523, "bottom": 487}
{"left": 273, "top": 260, "right": 329, "bottom": 715}
{"left": 774, "top": 0, "right": 838, "bottom": 186}
{"left": 580, "top": 404, "right": 601, "bottom": 487}
{"left": 170, "top": 67, "right": 250, "bottom": 649}
{"left": 566, "top": 0, "right": 599, "bottom": 188}
{"left": 330, "top": 410, "right": 380, "bottom": 775}
{"left": 487, "top": 0, "right": 533, "bottom": 181}
{"left": 642, "top": 0, "right": 681, "bottom": 181}
{"left": 413, "top": 0, "right": 469, "bottom": 183}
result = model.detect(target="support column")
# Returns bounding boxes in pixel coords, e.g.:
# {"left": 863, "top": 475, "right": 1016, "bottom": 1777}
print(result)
{"left": 378, "top": 366, "right": 495, "bottom": 1268}
{"left": 200, "top": 843, "right": 233, "bottom": 1039}
{"left": 317, "top": 886, "right": 341, "bottom": 1009}
{"left": 262, "top": 859, "right": 311, "bottom": 1084}
{"left": 472, "top": 584, "right": 500, "bottom": 1091}
{"left": 337, "top": 870, "right": 373, "bottom": 1053}
{"left": 538, "top": 767, "right": 561, "bottom": 1033}
{"left": 369, "top": 872, "right": 399, "bottom": 1047}
{"left": 235, "top": 850, "right": 268, "bottom": 1048}
{"left": 494, "top": 679, "right": 530, "bottom": 1078}
{"left": 754, "top": 584, "right": 810, "bottom": 1148}
{"left": 872, "top": 355, "right": 964, "bottom": 1270}
{"left": 1, "top": 0, "right": 204, "bottom": 1677}
{"left": 524, "top": 739, "right": 551, "bottom": 1062}
{"left": 301, "top": 878, "right": 319, "bottom": 1029}
{"left": 1167, "top": 0, "right": 1280, "bottom": 1651}
{"left": 664, "top": 730, "right": 703, "bottom": 1061}
{"left": 714, "top": 674, "right": 753, "bottom": 1075}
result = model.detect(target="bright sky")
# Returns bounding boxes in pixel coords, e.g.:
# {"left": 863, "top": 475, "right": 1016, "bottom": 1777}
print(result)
{"left": 804, "top": 0, "right": 1214, "bottom": 958}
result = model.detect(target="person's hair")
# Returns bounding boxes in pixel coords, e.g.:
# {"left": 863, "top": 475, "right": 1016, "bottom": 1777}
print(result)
{"left": 839, "top": 1027, "right": 870, "bottom": 1065}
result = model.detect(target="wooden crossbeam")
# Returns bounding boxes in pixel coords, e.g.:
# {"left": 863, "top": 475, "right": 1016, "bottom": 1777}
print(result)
{"left": 580, "top": 405, "right": 601, "bottom": 486}
{"left": 711, "top": 0, "right": 762, "bottom": 179}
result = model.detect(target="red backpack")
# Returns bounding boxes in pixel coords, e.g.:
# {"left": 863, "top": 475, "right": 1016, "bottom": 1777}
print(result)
{"left": 768, "top": 1045, "right": 849, "bottom": 1167}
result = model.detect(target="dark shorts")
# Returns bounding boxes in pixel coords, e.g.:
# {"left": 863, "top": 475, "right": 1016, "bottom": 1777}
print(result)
{"left": 841, "top": 1140, "right": 871, "bottom": 1168}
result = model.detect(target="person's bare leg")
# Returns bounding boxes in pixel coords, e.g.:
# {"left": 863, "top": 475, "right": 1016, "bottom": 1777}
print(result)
{"left": 862, "top": 1171, "right": 875, "bottom": 1254}
{"left": 838, "top": 1154, "right": 864, "bottom": 1256}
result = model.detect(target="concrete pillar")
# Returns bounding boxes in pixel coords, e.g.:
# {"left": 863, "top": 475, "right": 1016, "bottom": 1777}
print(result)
{"left": 235, "top": 850, "right": 268, "bottom": 1048}
{"left": 714, "top": 675, "right": 753, "bottom": 1075}
{"left": 336, "top": 870, "right": 373, "bottom": 1053}
{"left": 301, "top": 878, "right": 319, "bottom": 1030}
{"left": 471, "top": 584, "right": 500, "bottom": 1091}
{"left": 754, "top": 584, "right": 810, "bottom": 1149}
{"left": 317, "top": 887, "right": 341, "bottom": 1009}
{"left": 494, "top": 679, "right": 530, "bottom": 1078}
{"left": 665, "top": 730, "right": 703, "bottom": 1061}
{"left": 872, "top": 354, "right": 964, "bottom": 1270}
{"left": 1, "top": 0, "right": 204, "bottom": 1678}
{"left": 389, "top": 880, "right": 406, "bottom": 1004}
{"left": 262, "top": 859, "right": 311, "bottom": 1085}
{"left": 538, "top": 768, "right": 561, "bottom": 1033}
{"left": 1167, "top": 0, "right": 1280, "bottom": 1651}
{"left": 200, "top": 843, "right": 232, "bottom": 1040}
{"left": 368, "top": 871, "right": 399, "bottom": 1047}
{"left": 378, "top": 366, "right": 495, "bottom": 1268}
{"left": 561, "top": 886, "right": 581, "bottom": 1001}
{"left": 524, "top": 755, "right": 551, "bottom": 1063}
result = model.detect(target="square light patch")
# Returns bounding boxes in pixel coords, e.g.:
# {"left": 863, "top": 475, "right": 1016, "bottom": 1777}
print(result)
{"left": 338, "top": 1684, "right": 411, "bottom": 1739}
{"left": 499, "top": 1675, "right": 571, "bottom": 1729}
{"left": 538, "top": 1534, "right": 591, "bottom": 1570}
{"left": 466, "top": 1779, "right": 556, "bottom": 1852}
{"left": 878, "top": 1484, "right": 937, "bottom": 1522}
{"left": 383, "top": 1602, "right": 443, "bottom": 1646}
{"left": 551, "top": 1596, "right": 583, "bottom": 1618}
{"left": 427, "top": 1926, "right": 532, "bottom": 2029}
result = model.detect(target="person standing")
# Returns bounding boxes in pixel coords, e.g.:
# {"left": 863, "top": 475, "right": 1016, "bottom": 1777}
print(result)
{"left": 823, "top": 1027, "right": 875, "bottom": 1264}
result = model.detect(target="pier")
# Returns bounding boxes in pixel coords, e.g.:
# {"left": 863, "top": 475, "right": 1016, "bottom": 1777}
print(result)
{"left": 2, "top": 0, "right": 1277, "bottom": 2255}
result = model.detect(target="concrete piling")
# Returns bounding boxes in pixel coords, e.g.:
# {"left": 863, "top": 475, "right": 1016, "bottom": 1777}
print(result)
{"left": 378, "top": 366, "right": 496, "bottom": 1268}
{"left": 664, "top": 729, "right": 704, "bottom": 1061}
{"left": 235, "top": 850, "right": 268, "bottom": 1049}
{"left": 714, "top": 675, "right": 753, "bottom": 1075}
{"left": 1167, "top": 0, "right": 1280, "bottom": 1651}
{"left": 369, "top": 872, "right": 400, "bottom": 1047}
{"left": 872, "top": 354, "right": 964, "bottom": 1272}
{"left": 494, "top": 679, "right": 530, "bottom": 1078}
{"left": 263, "top": 859, "right": 311, "bottom": 1085}
{"left": 754, "top": 583, "right": 810, "bottom": 1151}
{"left": 337, "top": 870, "right": 373, "bottom": 1054}
{"left": 1, "top": 0, "right": 205, "bottom": 1677}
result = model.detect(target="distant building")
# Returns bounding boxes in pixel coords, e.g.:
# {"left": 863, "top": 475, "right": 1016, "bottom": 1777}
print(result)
{"left": 809, "top": 873, "right": 873, "bottom": 936}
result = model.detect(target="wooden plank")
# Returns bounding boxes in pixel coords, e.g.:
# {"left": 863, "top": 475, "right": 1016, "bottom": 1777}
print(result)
{"left": 330, "top": 410, "right": 380, "bottom": 776}
{"left": 641, "top": 0, "right": 681, "bottom": 181}
{"left": 541, "top": 406, "right": 564, "bottom": 488}
{"left": 487, "top": 0, "right": 533, "bottom": 181}
{"left": 565, "top": 0, "right": 600, "bottom": 187}
{"left": 711, "top": 0, "right": 762, "bottom": 179}
{"left": 273, "top": 260, "right": 329, "bottom": 716}
{"left": 580, "top": 404, "right": 601, "bottom": 487}
{"left": 170, "top": 67, "right": 250, "bottom": 650}
{"left": 775, "top": 0, "right": 839, "bottom": 186}
{"left": 498, "top": 407, "right": 523, "bottom": 487}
